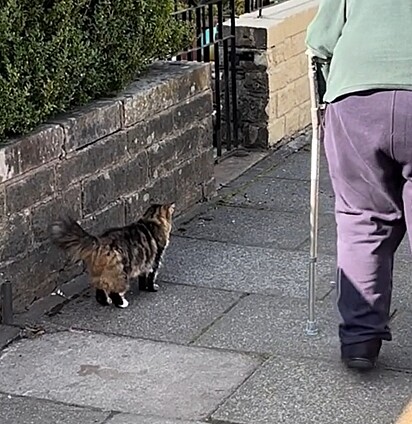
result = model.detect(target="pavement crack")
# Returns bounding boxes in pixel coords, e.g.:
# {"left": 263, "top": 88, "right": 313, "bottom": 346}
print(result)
{"left": 188, "top": 293, "right": 249, "bottom": 345}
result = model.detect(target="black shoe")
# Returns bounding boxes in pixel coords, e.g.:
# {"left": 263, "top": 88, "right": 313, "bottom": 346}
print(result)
{"left": 341, "top": 339, "right": 382, "bottom": 371}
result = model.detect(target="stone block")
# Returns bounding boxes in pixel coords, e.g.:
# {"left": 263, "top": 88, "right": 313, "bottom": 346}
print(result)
{"left": 227, "top": 177, "right": 335, "bottom": 215}
{"left": 123, "top": 62, "right": 211, "bottom": 128}
{"left": 242, "top": 124, "right": 269, "bottom": 148}
{"left": 46, "top": 283, "right": 242, "bottom": 345}
{"left": 0, "top": 244, "right": 68, "bottom": 312}
{"left": 212, "top": 355, "right": 412, "bottom": 424}
{"left": 160, "top": 237, "right": 335, "bottom": 299}
{"left": 0, "top": 325, "right": 20, "bottom": 349}
{"left": 30, "top": 185, "right": 82, "bottom": 243}
{"left": 267, "top": 8, "right": 317, "bottom": 48}
{"left": 175, "top": 205, "right": 314, "bottom": 250}
{"left": 173, "top": 90, "right": 213, "bottom": 130}
{"left": 147, "top": 120, "right": 212, "bottom": 181}
{"left": 5, "top": 166, "right": 56, "bottom": 213}
{"left": 82, "top": 200, "right": 125, "bottom": 235}
{"left": 299, "top": 100, "right": 311, "bottom": 128}
{"left": 0, "top": 124, "right": 64, "bottom": 182}
{"left": 107, "top": 416, "right": 203, "bottom": 424}
{"left": 0, "top": 394, "right": 108, "bottom": 424}
{"left": 284, "top": 104, "right": 302, "bottom": 135}
{"left": 0, "top": 211, "right": 31, "bottom": 262}
{"left": 277, "top": 75, "right": 309, "bottom": 116}
{"left": 124, "top": 172, "right": 178, "bottom": 223}
{"left": 283, "top": 30, "right": 307, "bottom": 61}
{"left": 268, "top": 116, "right": 286, "bottom": 145}
{"left": 233, "top": 26, "right": 268, "bottom": 50}
{"left": 82, "top": 151, "right": 148, "bottom": 216}
{"left": 0, "top": 332, "right": 259, "bottom": 420}
{"left": 51, "top": 100, "right": 123, "bottom": 152}
{"left": 243, "top": 71, "right": 269, "bottom": 95}
{"left": 126, "top": 109, "right": 174, "bottom": 155}
{"left": 269, "top": 53, "right": 307, "bottom": 91}
{"left": 56, "top": 131, "right": 129, "bottom": 188}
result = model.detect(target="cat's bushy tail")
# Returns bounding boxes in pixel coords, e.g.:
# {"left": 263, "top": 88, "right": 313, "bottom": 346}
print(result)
{"left": 50, "top": 216, "right": 99, "bottom": 262}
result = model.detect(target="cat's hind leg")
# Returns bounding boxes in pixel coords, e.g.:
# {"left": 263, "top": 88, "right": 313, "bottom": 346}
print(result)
{"left": 109, "top": 291, "right": 129, "bottom": 308}
{"left": 138, "top": 272, "right": 159, "bottom": 292}
{"left": 95, "top": 289, "right": 112, "bottom": 306}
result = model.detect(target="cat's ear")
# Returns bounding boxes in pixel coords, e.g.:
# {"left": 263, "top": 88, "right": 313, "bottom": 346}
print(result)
{"left": 169, "top": 203, "right": 176, "bottom": 214}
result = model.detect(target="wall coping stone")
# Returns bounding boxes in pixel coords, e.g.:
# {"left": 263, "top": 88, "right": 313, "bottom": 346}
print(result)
{"left": 0, "top": 61, "right": 211, "bottom": 184}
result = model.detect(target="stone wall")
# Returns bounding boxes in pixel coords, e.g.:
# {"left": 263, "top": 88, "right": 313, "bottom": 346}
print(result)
{"left": 0, "top": 61, "right": 215, "bottom": 314}
{"left": 225, "top": 0, "right": 319, "bottom": 148}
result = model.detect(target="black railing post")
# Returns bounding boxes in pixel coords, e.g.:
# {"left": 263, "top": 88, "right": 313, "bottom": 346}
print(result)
{"left": 1, "top": 278, "right": 13, "bottom": 325}
{"left": 230, "top": 0, "right": 239, "bottom": 147}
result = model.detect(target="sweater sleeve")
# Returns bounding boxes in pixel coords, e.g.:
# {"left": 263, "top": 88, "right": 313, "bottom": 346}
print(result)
{"left": 305, "top": 0, "right": 347, "bottom": 60}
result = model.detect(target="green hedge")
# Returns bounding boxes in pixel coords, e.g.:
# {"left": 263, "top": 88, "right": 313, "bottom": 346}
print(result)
{"left": 0, "top": 0, "right": 191, "bottom": 141}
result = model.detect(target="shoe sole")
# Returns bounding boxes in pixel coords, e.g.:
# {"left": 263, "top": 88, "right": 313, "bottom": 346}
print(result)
{"left": 345, "top": 357, "right": 375, "bottom": 371}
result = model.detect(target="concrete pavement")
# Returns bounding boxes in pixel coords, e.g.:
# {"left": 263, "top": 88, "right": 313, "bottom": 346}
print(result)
{"left": 0, "top": 133, "right": 411, "bottom": 424}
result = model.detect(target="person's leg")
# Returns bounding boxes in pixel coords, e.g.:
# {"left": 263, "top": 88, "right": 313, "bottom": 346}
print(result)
{"left": 393, "top": 91, "right": 412, "bottom": 262}
{"left": 323, "top": 90, "right": 406, "bottom": 367}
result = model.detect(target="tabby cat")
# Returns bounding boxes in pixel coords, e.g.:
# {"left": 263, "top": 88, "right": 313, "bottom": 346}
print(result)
{"left": 50, "top": 203, "right": 175, "bottom": 308}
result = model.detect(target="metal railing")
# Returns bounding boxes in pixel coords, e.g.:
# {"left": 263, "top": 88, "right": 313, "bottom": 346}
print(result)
{"left": 172, "top": 0, "right": 239, "bottom": 158}
{"left": 244, "top": 0, "right": 286, "bottom": 16}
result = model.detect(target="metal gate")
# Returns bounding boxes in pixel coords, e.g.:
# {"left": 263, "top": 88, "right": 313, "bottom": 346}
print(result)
{"left": 172, "top": 0, "right": 239, "bottom": 159}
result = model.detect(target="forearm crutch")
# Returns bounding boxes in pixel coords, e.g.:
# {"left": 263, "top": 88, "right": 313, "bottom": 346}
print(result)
{"left": 306, "top": 52, "right": 327, "bottom": 336}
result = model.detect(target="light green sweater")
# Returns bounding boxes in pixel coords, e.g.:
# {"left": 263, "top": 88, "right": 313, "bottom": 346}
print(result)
{"left": 305, "top": 0, "right": 412, "bottom": 103}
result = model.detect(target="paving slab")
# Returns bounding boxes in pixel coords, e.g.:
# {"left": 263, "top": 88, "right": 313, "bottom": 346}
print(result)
{"left": 0, "top": 393, "right": 108, "bottom": 424}
{"left": 212, "top": 356, "right": 412, "bottom": 424}
{"left": 160, "top": 237, "right": 336, "bottom": 299}
{"left": 44, "top": 283, "right": 242, "bottom": 344}
{"left": 107, "top": 414, "right": 204, "bottom": 424}
{"left": 265, "top": 150, "right": 331, "bottom": 184}
{"left": 194, "top": 294, "right": 412, "bottom": 370}
{"left": 0, "top": 332, "right": 259, "bottom": 421}
{"left": 223, "top": 178, "right": 335, "bottom": 215}
{"left": 174, "top": 205, "right": 335, "bottom": 251}
{"left": 0, "top": 325, "right": 20, "bottom": 350}
{"left": 217, "top": 134, "right": 309, "bottom": 192}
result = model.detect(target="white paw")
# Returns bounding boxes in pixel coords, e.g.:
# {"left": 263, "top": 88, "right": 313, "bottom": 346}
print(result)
{"left": 106, "top": 296, "right": 112, "bottom": 305}
{"left": 118, "top": 298, "right": 129, "bottom": 308}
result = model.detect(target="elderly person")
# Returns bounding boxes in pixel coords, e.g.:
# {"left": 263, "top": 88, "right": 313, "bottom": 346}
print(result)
{"left": 305, "top": 1, "right": 412, "bottom": 370}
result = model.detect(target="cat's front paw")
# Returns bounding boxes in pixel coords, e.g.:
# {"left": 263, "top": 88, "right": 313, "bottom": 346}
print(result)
{"left": 148, "top": 283, "right": 159, "bottom": 292}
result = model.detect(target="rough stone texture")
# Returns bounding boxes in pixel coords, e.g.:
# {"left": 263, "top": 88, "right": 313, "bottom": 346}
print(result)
{"left": 224, "top": 0, "right": 318, "bottom": 147}
{"left": 5, "top": 166, "right": 56, "bottom": 213}
{"left": 107, "top": 416, "right": 203, "bottom": 424}
{"left": 0, "top": 124, "right": 64, "bottom": 183}
{"left": 51, "top": 100, "right": 123, "bottom": 152}
{"left": 56, "top": 131, "right": 129, "bottom": 189}
{"left": 46, "top": 283, "right": 242, "bottom": 344}
{"left": 0, "top": 211, "right": 31, "bottom": 261}
{"left": 174, "top": 205, "right": 334, "bottom": 250}
{"left": 212, "top": 356, "right": 412, "bottom": 424}
{"left": 0, "top": 332, "right": 258, "bottom": 420}
{"left": 160, "top": 237, "right": 335, "bottom": 299}
{"left": 0, "top": 61, "right": 214, "bottom": 312}
{"left": 0, "top": 394, "right": 108, "bottom": 424}
{"left": 122, "top": 62, "right": 211, "bottom": 128}
{"left": 223, "top": 177, "right": 335, "bottom": 215}
{"left": 0, "top": 325, "right": 20, "bottom": 349}
{"left": 194, "top": 293, "right": 412, "bottom": 370}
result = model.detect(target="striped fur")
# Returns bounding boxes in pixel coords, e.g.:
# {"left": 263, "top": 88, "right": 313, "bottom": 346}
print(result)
{"left": 50, "top": 203, "right": 175, "bottom": 308}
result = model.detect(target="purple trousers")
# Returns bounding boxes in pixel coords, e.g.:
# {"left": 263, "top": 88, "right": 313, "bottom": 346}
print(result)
{"left": 324, "top": 89, "right": 412, "bottom": 345}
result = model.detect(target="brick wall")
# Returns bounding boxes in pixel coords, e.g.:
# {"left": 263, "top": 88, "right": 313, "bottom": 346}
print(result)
{"left": 0, "top": 61, "right": 215, "bottom": 313}
{"left": 225, "top": 0, "right": 319, "bottom": 148}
